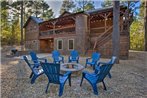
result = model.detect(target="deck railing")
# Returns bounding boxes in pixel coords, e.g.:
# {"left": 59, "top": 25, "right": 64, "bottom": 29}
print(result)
{"left": 39, "top": 27, "right": 75, "bottom": 37}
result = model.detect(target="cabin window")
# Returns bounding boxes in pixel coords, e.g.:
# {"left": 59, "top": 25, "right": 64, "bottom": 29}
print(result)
{"left": 57, "top": 39, "right": 63, "bottom": 50}
{"left": 68, "top": 39, "right": 74, "bottom": 50}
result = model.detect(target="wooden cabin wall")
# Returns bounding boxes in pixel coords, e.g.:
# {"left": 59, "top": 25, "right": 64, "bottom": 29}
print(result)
{"left": 95, "top": 35, "right": 129, "bottom": 59}
{"left": 89, "top": 16, "right": 129, "bottom": 59}
{"left": 25, "top": 20, "right": 40, "bottom": 51}
{"left": 54, "top": 36, "right": 76, "bottom": 54}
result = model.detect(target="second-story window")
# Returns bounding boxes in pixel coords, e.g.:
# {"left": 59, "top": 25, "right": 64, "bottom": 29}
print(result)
{"left": 57, "top": 39, "right": 63, "bottom": 50}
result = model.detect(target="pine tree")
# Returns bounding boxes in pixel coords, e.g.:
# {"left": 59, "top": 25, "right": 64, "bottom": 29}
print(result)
{"left": 74, "top": 0, "right": 95, "bottom": 12}
{"left": 101, "top": 0, "right": 112, "bottom": 7}
{"left": 60, "top": 0, "right": 76, "bottom": 14}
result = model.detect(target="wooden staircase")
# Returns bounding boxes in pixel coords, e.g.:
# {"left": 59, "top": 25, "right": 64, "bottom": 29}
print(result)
{"left": 84, "top": 26, "right": 113, "bottom": 55}
{"left": 93, "top": 26, "right": 113, "bottom": 50}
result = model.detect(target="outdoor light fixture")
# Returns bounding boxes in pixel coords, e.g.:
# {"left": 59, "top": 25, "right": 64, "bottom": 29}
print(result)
{"left": 123, "top": 16, "right": 125, "bottom": 20}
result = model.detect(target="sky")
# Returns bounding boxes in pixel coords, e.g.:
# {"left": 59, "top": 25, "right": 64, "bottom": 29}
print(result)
{"left": 45, "top": 0, "right": 103, "bottom": 17}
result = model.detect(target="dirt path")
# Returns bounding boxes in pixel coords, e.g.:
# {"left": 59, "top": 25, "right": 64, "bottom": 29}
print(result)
{"left": 1, "top": 49, "right": 147, "bottom": 98}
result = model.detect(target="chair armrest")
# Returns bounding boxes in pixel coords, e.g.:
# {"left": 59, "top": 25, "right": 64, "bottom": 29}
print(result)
{"left": 86, "top": 58, "right": 91, "bottom": 62}
{"left": 97, "top": 62, "right": 108, "bottom": 66}
{"left": 63, "top": 71, "right": 72, "bottom": 76}
{"left": 68, "top": 56, "right": 71, "bottom": 59}
{"left": 82, "top": 70, "right": 95, "bottom": 76}
{"left": 32, "top": 63, "right": 41, "bottom": 68}
{"left": 82, "top": 70, "right": 90, "bottom": 74}
{"left": 38, "top": 58, "right": 48, "bottom": 62}
{"left": 82, "top": 70, "right": 97, "bottom": 77}
{"left": 59, "top": 55, "right": 63, "bottom": 58}
{"left": 77, "top": 56, "right": 79, "bottom": 60}
{"left": 94, "top": 66, "right": 100, "bottom": 74}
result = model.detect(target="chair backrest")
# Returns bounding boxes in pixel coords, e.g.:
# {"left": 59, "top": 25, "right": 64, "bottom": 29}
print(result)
{"left": 52, "top": 50, "right": 60, "bottom": 58}
{"left": 96, "top": 56, "right": 116, "bottom": 82}
{"left": 91, "top": 52, "right": 101, "bottom": 62}
{"left": 29, "top": 51, "right": 38, "bottom": 63}
{"left": 70, "top": 50, "right": 79, "bottom": 59}
{"left": 23, "top": 56, "right": 34, "bottom": 71}
{"left": 41, "top": 63, "right": 60, "bottom": 84}
{"left": 109, "top": 56, "right": 117, "bottom": 64}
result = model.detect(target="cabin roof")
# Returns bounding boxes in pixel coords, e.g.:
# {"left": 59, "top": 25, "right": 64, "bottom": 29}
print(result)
{"left": 23, "top": 16, "right": 43, "bottom": 28}
{"left": 41, "top": 5, "right": 126, "bottom": 24}
{"left": 85, "top": 5, "right": 126, "bottom": 14}
{"left": 59, "top": 11, "right": 72, "bottom": 17}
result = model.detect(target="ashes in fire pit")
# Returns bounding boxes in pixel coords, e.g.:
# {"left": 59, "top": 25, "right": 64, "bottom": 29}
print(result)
{"left": 63, "top": 64, "right": 78, "bottom": 69}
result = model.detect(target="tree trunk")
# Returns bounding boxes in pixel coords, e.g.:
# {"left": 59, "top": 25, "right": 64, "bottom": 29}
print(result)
{"left": 112, "top": 1, "right": 120, "bottom": 63}
{"left": 21, "top": 0, "right": 24, "bottom": 50}
{"left": 145, "top": 1, "right": 147, "bottom": 51}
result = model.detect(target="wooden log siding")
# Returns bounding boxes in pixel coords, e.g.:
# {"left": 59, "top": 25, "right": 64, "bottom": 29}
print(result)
{"left": 39, "top": 26, "right": 75, "bottom": 38}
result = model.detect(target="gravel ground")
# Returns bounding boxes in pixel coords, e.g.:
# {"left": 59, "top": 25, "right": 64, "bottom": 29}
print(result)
{"left": 1, "top": 48, "right": 147, "bottom": 98}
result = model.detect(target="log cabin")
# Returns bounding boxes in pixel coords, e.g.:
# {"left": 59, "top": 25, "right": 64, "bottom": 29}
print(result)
{"left": 24, "top": 5, "right": 133, "bottom": 59}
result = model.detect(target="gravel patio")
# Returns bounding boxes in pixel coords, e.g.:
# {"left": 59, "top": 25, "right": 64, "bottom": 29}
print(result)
{"left": 1, "top": 48, "right": 147, "bottom": 98}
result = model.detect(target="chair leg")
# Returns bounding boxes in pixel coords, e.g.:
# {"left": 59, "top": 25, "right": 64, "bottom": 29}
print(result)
{"left": 108, "top": 72, "right": 112, "bottom": 78}
{"left": 80, "top": 75, "right": 84, "bottom": 86}
{"left": 91, "top": 84, "right": 98, "bottom": 95}
{"left": 85, "top": 64, "right": 87, "bottom": 68}
{"left": 102, "top": 80, "right": 107, "bottom": 90}
{"left": 31, "top": 75, "right": 38, "bottom": 84}
{"left": 29, "top": 72, "right": 33, "bottom": 78}
{"left": 68, "top": 75, "right": 71, "bottom": 86}
{"left": 92, "top": 64, "right": 95, "bottom": 70}
{"left": 45, "top": 59, "right": 47, "bottom": 63}
{"left": 45, "top": 82, "right": 50, "bottom": 93}
{"left": 59, "top": 84, "right": 64, "bottom": 96}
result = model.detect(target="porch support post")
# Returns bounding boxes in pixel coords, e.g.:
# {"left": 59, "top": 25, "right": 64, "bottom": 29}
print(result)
{"left": 99, "top": 13, "right": 111, "bottom": 32}
{"left": 51, "top": 21, "right": 57, "bottom": 34}
{"left": 104, "top": 14, "right": 107, "bottom": 31}
{"left": 112, "top": 1, "right": 120, "bottom": 63}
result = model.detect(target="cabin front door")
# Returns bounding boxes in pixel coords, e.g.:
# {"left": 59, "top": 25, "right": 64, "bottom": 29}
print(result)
{"left": 40, "top": 38, "right": 54, "bottom": 53}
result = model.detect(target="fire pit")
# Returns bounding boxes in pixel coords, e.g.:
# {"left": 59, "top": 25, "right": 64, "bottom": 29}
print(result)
{"left": 61, "top": 63, "right": 84, "bottom": 76}
{"left": 62, "top": 64, "right": 78, "bottom": 69}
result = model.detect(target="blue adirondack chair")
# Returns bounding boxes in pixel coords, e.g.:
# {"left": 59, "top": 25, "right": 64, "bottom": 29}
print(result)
{"left": 85, "top": 52, "right": 101, "bottom": 69}
{"left": 97, "top": 56, "right": 116, "bottom": 78}
{"left": 68, "top": 50, "right": 79, "bottom": 63}
{"left": 41, "top": 63, "right": 71, "bottom": 96}
{"left": 80, "top": 56, "right": 116, "bottom": 95}
{"left": 23, "top": 56, "right": 44, "bottom": 84}
{"left": 29, "top": 51, "right": 47, "bottom": 64}
{"left": 52, "top": 50, "right": 64, "bottom": 64}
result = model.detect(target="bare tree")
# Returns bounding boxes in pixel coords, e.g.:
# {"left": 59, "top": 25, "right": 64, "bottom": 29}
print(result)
{"left": 112, "top": 1, "right": 120, "bottom": 63}
{"left": 20, "top": 0, "right": 24, "bottom": 50}
{"left": 145, "top": 1, "right": 147, "bottom": 51}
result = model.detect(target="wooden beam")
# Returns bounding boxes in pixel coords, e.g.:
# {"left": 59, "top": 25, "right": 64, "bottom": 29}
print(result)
{"left": 112, "top": 1, "right": 120, "bottom": 63}
{"left": 71, "top": 16, "right": 76, "bottom": 21}
{"left": 99, "top": 13, "right": 111, "bottom": 31}
{"left": 51, "top": 21, "right": 57, "bottom": 34}
{"left": 104, "top": 14, "right": 107, "bottom": 31}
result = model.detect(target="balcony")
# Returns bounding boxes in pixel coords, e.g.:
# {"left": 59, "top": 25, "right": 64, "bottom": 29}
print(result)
{"left": 39, "top": 27, "right": 75, "bottom": 39}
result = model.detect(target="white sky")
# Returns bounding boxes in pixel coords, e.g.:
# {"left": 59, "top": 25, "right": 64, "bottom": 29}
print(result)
{"left": 10, "top": 0, "right": 102, "bottom": 18}
{"left": 45, "top": 0, "right": 102, "bottom": 17}
{"left": 45, "top": 0, "right": 63, "bottom": 17}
